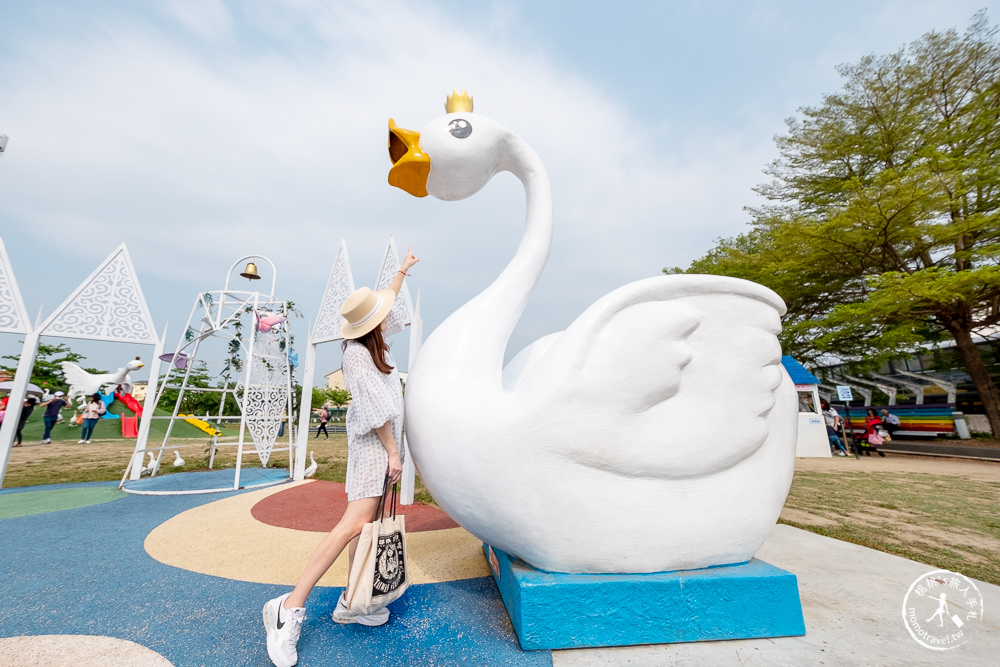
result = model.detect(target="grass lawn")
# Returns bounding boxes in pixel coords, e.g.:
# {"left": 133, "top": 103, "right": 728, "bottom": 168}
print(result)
{"left": 12, "top": 406, "right": 240, "bottom": 444}
{"left": 781, "top": 467, "right": 1000, "bottom": 586}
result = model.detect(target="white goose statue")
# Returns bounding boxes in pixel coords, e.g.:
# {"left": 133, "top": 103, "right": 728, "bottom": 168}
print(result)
{"left": 303, "top": 451, "right": 318, "bottom": 479}
{"left": 140, "top": 452, "right": 159, "bottom": 477}
{"left": 387, "top": 92, "right": 797, "bottom": 574}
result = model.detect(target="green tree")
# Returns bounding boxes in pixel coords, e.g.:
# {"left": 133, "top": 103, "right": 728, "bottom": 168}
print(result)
{"left": 672, "top": 13, "right": 1000, "bottom": 433}
{"left": 327, "top": 388, "right": 351, "bottom": 408}
{"left": 311, "top": 387, "right": 352, "bottom": 410}
{"left": 158, "top": 362, "right": 233, "bottom": 416}
{"left": 0, "top": 342, "right": 103, "bottom": 392}
{"left": 310, "top": 387, "right": 327, "bottom": 409}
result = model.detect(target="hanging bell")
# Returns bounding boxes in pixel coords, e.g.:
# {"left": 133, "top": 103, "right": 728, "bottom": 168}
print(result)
{"left": 240, "top": 262, "right": 261, "bottom": 280}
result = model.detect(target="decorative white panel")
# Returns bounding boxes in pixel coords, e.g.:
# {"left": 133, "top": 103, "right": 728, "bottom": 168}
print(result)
{"left": 236, "top": 331, "right": 290, "bottom": 467}
{"left": 375, "top": 235, "right": 414, "bottom": 328}
{"left": 311, "top": 240, "right": 356, "bottom": 344}
{"left": 41, "top": 244, "right": 158, "bottom": 344}
{"left": 0, "top": 237, "right": 30, "bottom": 335}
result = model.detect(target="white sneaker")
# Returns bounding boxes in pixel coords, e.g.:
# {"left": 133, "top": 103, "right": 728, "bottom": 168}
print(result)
{"left": 332, "top": 591, "right": 390, "bottom": 626}
{"left": 78, "top": 440, "right": 85, "bottom": 444}
{"left": 263, "top": 593, "right": 304, "bottom": 667}
{"left": 85, "top": 440, "right": 91, "bottom": 444}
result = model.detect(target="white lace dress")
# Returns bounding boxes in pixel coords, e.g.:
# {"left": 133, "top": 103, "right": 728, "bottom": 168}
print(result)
{"left": 342, "top": 313, "right": 405, "bottom": 501}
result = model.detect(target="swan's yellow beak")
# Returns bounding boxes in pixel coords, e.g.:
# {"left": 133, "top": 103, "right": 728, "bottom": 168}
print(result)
{"left": 388, "top": 119, "right": 429, "bottom": 198}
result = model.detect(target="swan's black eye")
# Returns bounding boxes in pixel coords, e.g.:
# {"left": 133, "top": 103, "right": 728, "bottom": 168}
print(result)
{"left": 449, "top": 119, "right": 472, "bottom": 139}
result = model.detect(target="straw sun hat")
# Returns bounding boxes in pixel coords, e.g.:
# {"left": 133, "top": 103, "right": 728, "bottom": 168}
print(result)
{"left": 340, "top": 287, "right": 396, "bottom": 339}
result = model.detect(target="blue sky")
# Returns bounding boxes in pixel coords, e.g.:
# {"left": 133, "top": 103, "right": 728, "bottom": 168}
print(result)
{"left": 1, "top": 0, "right": 996, "bottom": 384}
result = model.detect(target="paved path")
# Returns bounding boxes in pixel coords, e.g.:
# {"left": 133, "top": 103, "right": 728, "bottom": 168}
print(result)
{"left": 881, "top": 440, "right": 1000, "bottom": 461}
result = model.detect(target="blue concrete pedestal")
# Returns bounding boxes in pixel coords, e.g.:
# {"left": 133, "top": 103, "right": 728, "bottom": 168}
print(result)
{"left": 484, "top": 544, "right": 805, "bottom": 650}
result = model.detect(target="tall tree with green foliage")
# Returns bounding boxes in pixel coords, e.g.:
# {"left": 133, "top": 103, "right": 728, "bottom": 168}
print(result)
{"left": 671, "top": 12, "right": 1000, "bottom": 433}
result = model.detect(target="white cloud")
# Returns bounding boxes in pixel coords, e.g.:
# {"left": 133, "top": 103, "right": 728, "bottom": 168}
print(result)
{"left": 1, "top": 0, "right": 780, "bottom": 372}
{"left": 3, "top": 0, "right": 992, "bottom": 374}
{"left": 163, "top": 0, "right": 235, "bottom": 42}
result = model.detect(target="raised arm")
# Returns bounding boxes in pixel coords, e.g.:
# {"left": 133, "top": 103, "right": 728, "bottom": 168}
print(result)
{"left": 387, "top": 245, "right": 419, "bottom": 299}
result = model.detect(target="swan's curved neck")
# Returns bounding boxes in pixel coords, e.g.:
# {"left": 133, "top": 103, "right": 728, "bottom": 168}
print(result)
{"left": 442, "top": 134, "right": 552, "bottom": 378}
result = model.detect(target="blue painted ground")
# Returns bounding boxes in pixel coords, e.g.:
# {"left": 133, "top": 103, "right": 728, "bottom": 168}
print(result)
{"left": 121, "top": 467, "right": 291, "bottom": 494}
{"left": 0, "top": 482, "right": 550, "bottom": 666}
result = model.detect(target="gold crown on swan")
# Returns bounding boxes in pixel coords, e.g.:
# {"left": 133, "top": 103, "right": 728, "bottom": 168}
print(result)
{"left": 445, "top": 90, "right": 473, "bottom": 113}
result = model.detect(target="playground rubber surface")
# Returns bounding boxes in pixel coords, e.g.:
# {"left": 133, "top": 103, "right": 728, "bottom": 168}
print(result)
{"left": 0, "top": 486, "right": 125, "bottom": 519}
{"left": 2, "top": 471, "right": 999, "bottom": 665}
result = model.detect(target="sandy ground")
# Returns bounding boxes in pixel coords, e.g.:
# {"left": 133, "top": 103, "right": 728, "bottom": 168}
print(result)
{"left": 6, "top": 438, "right": 213, "bottom": 462}
{"left": 794, "top": 452, "right": 1000, "bottom": 482}
{"left": 0, "top": 636, "right": 171, "bottom": 667}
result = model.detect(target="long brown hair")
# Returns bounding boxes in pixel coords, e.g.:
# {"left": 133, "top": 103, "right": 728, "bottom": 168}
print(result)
{"left": 343, "top": 325, "right": 393, "bottom": 374}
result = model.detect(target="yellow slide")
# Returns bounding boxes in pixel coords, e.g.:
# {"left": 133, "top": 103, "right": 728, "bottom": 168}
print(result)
{"left": 179, "top": 414, "right": 222, "bottom": 437}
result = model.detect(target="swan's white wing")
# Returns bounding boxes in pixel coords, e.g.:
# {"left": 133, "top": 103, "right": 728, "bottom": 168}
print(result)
{"left": 519, "top": 274, "right": 788, "bottom": 479}
{"left": 502, "top": 332, "right": 562, "bottom": 390}
{"left": 61, "top": 362, "right": 101, "bottom": 396}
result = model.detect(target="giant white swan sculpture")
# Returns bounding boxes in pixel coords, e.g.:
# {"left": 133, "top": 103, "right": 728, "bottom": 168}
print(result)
{"left": 388, "top": 92, "right": 797, "bottom": 574}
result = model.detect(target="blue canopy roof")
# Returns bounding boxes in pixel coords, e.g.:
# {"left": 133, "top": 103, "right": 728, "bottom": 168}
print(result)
{"left": 781, "top": 356, "right": 820, "bottom": 385}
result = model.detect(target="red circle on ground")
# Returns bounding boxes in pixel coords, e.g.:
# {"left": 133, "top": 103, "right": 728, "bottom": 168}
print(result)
{"left": 251, "top": 480, "right": 459, "bottom": 533}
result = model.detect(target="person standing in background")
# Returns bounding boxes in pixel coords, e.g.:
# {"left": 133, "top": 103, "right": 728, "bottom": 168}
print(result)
{"left": 820, "top": 399, "right": 848, "bottom": 456}
{"left": 78, "top": 393, "right": 106, "bottom": 444}
{"left": 14, "top": 396, "right": 37, "bottom": 446}
{"left": 39, "top": 391, "right": 69, "bottom": 443}
{"left": 315, "top": 406, "right": 330, "bottom": 439}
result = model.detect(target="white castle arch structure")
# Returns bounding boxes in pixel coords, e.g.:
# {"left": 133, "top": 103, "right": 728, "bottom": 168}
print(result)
{"left": 0, "top": 240, "right": 165, "bottom": 488}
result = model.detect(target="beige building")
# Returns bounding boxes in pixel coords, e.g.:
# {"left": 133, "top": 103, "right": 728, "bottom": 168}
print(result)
{"left": 324, "top": 369, "right": 346, "bottom": 391}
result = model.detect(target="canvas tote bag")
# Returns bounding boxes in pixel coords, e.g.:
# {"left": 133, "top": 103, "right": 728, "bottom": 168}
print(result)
{"left": 346, "top": 477, "right": 410, "bottom": 615}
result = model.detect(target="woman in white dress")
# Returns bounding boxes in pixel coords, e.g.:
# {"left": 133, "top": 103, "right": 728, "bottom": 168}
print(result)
{"left": 264, "top": 247, "right": 419, "bottom": 667}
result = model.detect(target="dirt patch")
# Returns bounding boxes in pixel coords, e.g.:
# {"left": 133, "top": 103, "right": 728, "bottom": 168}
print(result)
{"left": 853, "top": 504, "right": 1000, "bottom": 553}
{"left": 778, "top": 507, "right": 838, "bottom": 527}
{"left": 794, "top": 453, "right": 1000, "bottom": 482}
{"left": 890, "top": 524, "right": 1000, "bottom": 563}
{"left": 782, "top": 461, "right": 1000, "bottom": 585}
